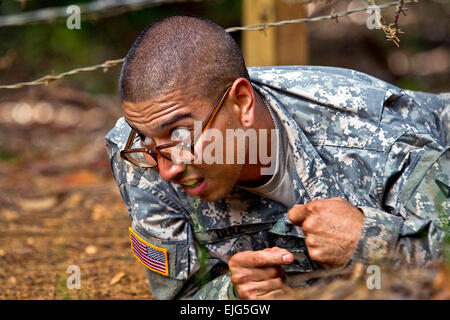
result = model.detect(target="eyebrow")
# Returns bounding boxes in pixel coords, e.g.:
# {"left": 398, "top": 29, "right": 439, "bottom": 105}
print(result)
{"left": 157, "top": 112, "right": 194, "bottom": 130}
{"left": 124, "top": 112, "right": 194, "bottom": 139}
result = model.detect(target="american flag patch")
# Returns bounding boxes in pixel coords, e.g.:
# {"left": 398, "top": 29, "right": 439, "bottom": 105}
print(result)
{"left": 129, "top": 227, "right": 169, "bottom": 276}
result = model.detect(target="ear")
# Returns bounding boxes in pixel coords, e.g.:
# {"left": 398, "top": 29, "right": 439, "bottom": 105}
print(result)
{"left": 229, "top": 78, "right": 255, "bottom": 128}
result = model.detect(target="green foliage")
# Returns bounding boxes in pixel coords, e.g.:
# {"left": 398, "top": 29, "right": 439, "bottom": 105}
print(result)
{"left": 0, "top": 148, "right": 16, "bottom": 162}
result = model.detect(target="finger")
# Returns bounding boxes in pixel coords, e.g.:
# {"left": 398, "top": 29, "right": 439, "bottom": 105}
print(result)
{"left": 229, "top": 248, "right": 294, "bottom": 268}
{"left": 258, "top": 288, "right": 295, "bottom": 300}
{"left": 288, "top": 204, "right": 310, "bottom": 226}
{"left": 231, "top": 266, "right": 280, "bottom": 284}
{"left": 237, "top": 278, "right": 286, "bottom": 300}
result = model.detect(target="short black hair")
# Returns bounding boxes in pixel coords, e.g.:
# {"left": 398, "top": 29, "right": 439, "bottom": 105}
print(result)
{"left": 119, "top": 15, "right": 250, "bottom": 103}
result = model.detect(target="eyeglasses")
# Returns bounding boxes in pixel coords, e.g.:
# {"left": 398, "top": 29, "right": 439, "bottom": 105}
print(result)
{"left": 120, "top": 85, "right": 232, "bottom": 168}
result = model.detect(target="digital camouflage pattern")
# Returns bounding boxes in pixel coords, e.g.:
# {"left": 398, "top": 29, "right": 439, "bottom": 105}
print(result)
{"left": 105, "top": 66, "right": 450, "bottom": 300}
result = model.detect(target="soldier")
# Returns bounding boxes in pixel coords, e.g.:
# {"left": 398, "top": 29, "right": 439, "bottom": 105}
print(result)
{"left": 105, "top": 15, "right": 449, "bottom": 299}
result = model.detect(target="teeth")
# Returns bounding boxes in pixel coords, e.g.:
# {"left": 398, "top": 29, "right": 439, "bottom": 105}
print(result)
{"left": 183, "top": 179, "right": 199, "bottom": 187}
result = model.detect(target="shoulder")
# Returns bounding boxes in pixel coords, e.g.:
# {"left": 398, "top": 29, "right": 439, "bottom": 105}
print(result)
{"left": 248, "top": 65, "right": 393, "bottom": 89}
{"left": 105, "top": 117, "right": 131, "bottom": 157}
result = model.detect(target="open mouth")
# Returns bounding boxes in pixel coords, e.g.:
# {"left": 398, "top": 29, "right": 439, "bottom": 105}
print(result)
{"left": 181, "top": 178, "right": 205, "bottom": 189}
{"left": 180, "top": 178, "right": 206, "bottom": 197}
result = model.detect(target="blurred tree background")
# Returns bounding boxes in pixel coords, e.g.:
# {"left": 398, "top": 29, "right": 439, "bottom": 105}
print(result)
{"left": 0, "top": 0, "right": 448, "bottom": 96}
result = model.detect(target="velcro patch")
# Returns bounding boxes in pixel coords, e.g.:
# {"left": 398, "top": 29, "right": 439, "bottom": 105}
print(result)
{"left": 129, "top": 227, "right": 169, "bottom": 276}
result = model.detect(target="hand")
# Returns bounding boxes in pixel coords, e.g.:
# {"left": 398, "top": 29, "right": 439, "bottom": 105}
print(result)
{"left": 288, "top": 197, "right": 364, "bottom": 269}
{"left": 228, "top": 247, "right": 295, "bottom": 299}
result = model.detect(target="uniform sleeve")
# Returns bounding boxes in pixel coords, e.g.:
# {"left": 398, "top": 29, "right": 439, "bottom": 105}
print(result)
{"left": 183, "top": 273, "right": 237, "bottom": 300}
{"left": 352, "top": 146, "right": 449, "bottom": 266}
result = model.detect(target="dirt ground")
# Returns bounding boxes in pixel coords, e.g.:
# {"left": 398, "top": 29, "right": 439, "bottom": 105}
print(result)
{"left": 0, "top": 88, "right": 153, "bottom": 299}
{"left": 1, "top": 88, "right": 449, "bottom": 300}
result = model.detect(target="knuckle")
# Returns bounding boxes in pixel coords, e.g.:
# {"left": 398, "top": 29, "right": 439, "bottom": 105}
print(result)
{"left": 228, "top": 251, "right": 249, "bottom": 268}
{"left": 305, "top": 235, "right": 315, "bottom": 248}
{"left": 302, "top": 217, "right": 316, "bottom": 232}
{"left": 308, "top": 248, "right": 322, "bottom": 262}
{"left": 287, "top": 208, "right": 295, "bottom": 220}
{"left": 288, "top": 205, "right": 301, "bottom": 217}
{"left": 228, "top": 257, "right": 238, "bottom": 269}
{"left": 231, "top": 272, "right": 247, "bottom": 285}
{"left": 306, "top": 200, "right": 321, "bottom": 213}
{"left": 237, "top": 286, "right": 253, "bottom": 300}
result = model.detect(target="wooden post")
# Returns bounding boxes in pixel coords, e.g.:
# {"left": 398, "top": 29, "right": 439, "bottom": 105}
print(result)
{"left": 242, "top": 0, "right": 309, "bottom": 67}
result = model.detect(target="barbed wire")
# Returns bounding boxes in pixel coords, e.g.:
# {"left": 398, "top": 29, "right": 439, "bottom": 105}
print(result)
{"left": 0, "top": 59, "right": 125, "bottom": 90}
{"left": 226, "top": 0, "right": 414, "bottom": 32}
{"left": 0, "top": 0, "right": 418, "bottom": 91}
{"left": 0, "top": 0, "right": 202, "bottom": 28}
{"left": 367, "top": 0, "right": 409, "bottom": 47}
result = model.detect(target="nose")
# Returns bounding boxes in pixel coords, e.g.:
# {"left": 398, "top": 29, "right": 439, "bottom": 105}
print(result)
{"left": 157, "top": 156, "right": 186, "bottom": 182}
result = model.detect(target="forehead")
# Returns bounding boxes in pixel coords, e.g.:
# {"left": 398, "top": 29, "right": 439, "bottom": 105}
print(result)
{"left": 122, "top": 89, "right": 209, "bottom": 134}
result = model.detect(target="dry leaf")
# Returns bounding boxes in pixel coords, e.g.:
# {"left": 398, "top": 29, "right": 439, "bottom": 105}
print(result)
{"left": 43, "top": 218, "right": 61, "bottom": 228}
{"left": 110, "top": 272, "right": 126, "bottom": 285}
{"left": 85, "top": 245, "right": 98, "bottom": 255}
{"left": 1, "top": 209, "right": 20, "bottom": 221}
{"left": 351, "top": 262, "right": 364, "bottom": 280}
{"left": 65, "top": 192, "right": 83, "bottom": 209}
{"left": 19, "top": 196, "right": 57, "bottom": 212}
{"left": 432, "top": 266, "right": 450, "bottom": 299}
{"left": 91, "top": 204, "right": 112, "bottom": 221}
{"left": 59, "top": 170, "right": 100, "bottom": 187}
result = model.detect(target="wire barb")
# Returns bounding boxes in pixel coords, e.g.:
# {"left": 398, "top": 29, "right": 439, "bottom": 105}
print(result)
{"left": 372, "top": 0, "right": 411, "bottom": 47}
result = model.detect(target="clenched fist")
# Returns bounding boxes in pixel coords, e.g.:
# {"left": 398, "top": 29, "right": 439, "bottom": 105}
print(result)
{"left": 288, "top": 197, "right": 364, "bottom": 269}
{"left": 228, "top": 247, "right": 295, "bottom": 300}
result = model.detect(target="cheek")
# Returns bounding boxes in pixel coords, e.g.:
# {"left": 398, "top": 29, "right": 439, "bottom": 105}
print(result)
{"left": 200, "top": 164, "right": 243, "bottom": 201}
{"left": 198, "top": 163, "right": 243, "bottom": 194}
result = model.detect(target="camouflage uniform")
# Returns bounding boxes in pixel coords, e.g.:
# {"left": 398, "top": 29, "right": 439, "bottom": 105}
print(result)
{"left": 105, "top": 66, "right": 450, "bottom": 300}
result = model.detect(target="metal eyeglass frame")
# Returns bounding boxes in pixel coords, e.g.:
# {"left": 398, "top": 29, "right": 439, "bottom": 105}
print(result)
{"left": 120, "top": 85, "right": 232, "bottom": 168}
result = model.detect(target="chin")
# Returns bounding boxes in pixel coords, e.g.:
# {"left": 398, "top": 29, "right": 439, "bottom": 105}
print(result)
{"left": 198, "top": 193, "right": 223, "bottom": 202}
{"left": 198, "top": 186, "right": 232, "bottom": 202}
